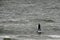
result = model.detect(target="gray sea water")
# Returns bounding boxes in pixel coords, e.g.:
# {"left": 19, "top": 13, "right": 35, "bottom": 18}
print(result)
{"left": 0, "top": 0, "right": 60, "bottom": 40}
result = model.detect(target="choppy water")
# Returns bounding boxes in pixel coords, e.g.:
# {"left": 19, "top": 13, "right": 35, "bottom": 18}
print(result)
{"left": 0, "top": 0, "right": 60, "bottom": 40}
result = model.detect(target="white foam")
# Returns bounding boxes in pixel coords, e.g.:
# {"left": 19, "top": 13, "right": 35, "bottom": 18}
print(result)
{"left": 46, "top": 35, "right": 60, "bottom": 38}
{"left": 38, "top": 31, "right": 42, "bottom": 32}
{"left": 0, "top": 35, "right": 16, "bottom": 38}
